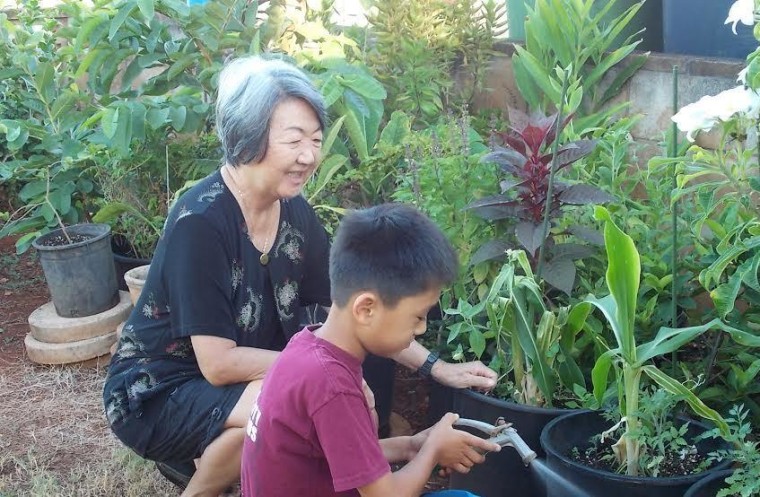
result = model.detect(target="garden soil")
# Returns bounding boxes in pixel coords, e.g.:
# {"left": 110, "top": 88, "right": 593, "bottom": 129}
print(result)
{"left": 0, "top": 235, "right": 446, "bottom": 493}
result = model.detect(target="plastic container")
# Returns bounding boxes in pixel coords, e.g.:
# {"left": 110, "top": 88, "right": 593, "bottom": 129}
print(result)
{"left": 33, "top": 224, "right": 119, "bottom": 318}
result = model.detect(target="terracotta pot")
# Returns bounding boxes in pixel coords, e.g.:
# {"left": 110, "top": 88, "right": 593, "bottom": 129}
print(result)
{"left": 123, "top": 264, "right": 150, "bottom": 306}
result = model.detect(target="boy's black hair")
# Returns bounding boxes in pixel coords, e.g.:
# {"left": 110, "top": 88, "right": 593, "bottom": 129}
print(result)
{"left": 329, "top": 203, "right": 458, "bottom": 307}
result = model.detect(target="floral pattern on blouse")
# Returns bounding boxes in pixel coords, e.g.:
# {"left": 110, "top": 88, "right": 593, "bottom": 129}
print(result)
{"left": 273, "top": 221, "right": 304, "bottom": 263}
{"left": 275, "top": 280, "right": 299, "bottom": 321}
{"left": 237, "top": 287, "right": 263, "bottom": 333}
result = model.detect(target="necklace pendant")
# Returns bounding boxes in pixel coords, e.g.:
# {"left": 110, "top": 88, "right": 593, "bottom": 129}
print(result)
{"left": 259, "top": 252, "right": 270, "bottom": 266}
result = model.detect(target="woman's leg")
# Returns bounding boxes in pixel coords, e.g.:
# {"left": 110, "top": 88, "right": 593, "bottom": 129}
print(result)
{"left": 182, "top": 380, "right": 262, "bottom": 497}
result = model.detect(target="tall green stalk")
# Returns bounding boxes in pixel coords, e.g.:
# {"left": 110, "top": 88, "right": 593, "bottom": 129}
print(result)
{"left": 536, "top": 66, "right": 571, "bottom": 279}
{"left": 670, "top": 66, "right": 679, "bottom": 376}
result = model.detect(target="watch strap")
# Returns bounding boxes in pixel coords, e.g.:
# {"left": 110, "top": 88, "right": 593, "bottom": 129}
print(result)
{"left": 417, "top": 351, "right": 439, "bottom": 378}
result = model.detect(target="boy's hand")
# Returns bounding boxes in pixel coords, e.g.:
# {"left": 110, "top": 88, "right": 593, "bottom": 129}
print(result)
{"left": 424, "top": 413, "right": 501, "bottom": 473}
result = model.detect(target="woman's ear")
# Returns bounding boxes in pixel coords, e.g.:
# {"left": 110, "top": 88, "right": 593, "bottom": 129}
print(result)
{"left": 352, "top": 292, "right": 379, "bottom": 325}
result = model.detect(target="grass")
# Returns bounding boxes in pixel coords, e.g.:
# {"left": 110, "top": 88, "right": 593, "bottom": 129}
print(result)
{"left": 0, "top": 363, "right": 175, "bottom": 496}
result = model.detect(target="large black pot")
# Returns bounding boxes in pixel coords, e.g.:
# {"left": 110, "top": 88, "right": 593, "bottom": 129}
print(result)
{"left": 33, "top": 223, "right": 119, "bottom": 318}
{"left": 111, "top": 234, "right": 151, "bottom": 291}
{"left": 540, "top": 410, "right": 732, "bottom": 497}
{"left": 450, "top": 388, "right": 573, "bottom": 497}
{"left": 427, "top": 380, "right": 456, "bottom": 426}
{"left": 685, "top": 470, "right": 733, "bottom": 497}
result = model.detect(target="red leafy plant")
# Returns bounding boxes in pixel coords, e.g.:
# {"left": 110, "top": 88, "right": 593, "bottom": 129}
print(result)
{"left": 465, "top": 107, "right": 613, "bottom": 294}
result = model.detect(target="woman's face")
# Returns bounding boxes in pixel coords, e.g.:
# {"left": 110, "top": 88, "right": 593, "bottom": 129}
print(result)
{"left": 257, "top": 97, "right": 323, "bottom": 199}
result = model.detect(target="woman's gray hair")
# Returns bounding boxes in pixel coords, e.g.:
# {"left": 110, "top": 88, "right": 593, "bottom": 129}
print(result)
{"left": 215, "top": 56, "right": 327, "bottom": 167}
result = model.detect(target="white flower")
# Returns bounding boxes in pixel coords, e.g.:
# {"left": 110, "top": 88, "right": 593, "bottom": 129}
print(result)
{"left": 738, "top": 67, "right": 749, "bottom": 85}
{"left": 725, "top": 0, "right": 754, "bottom": 34}
{"left": 672, "top": 86, "right": 760, "bottom": 141}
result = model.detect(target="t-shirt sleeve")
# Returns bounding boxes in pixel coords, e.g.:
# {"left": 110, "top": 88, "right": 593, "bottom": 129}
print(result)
{"left": 300, "top": 204, "right": 331, "bottom": 307}
{"left": 161, "top": 215, "right": 237, "bottom": 340}
{"left": 313, "top": 392, "right": 390, "bottom": 492}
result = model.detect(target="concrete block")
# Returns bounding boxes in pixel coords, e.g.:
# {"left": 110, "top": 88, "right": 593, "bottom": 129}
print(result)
{"left": 25, "top": 331, "right": 117, "bottom": 365}
{"left": 28, "top": 291, "right": 132, "bottom": 344}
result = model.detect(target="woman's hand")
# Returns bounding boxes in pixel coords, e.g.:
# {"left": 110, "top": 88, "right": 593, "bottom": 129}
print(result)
{"left": 431, "top": 360, "right": 497, "bottom": 390}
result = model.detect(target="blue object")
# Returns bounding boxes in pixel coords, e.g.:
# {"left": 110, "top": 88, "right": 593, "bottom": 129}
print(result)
{"left": 664, "top": 0, "right": 757, "bottom": 59}
{"left": 423, "top": 491, "right": 480, "bottom": 497}
{"left": 187, "top": 0, "right": 208, "bottom": 5}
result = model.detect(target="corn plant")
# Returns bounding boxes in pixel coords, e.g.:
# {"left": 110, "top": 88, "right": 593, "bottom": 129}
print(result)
{"left": 583, "top": 206, "right": 760, "bottom": 476}
{"left": 446, "top": 249, "right": 590, "bottom": 407}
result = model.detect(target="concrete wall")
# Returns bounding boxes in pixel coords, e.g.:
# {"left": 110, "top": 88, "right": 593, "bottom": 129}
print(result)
{"left": 470, "top": 42, "right": 745, "bottom": 165}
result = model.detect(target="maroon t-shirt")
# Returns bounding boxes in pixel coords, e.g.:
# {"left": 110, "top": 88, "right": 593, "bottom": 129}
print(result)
{"left": 241, "top": 328, "right": 390, "bottom": 496}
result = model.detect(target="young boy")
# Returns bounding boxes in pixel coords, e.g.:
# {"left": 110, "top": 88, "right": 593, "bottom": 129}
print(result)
{"left": 240, "top": 203, "right": 500, "bottom": 497}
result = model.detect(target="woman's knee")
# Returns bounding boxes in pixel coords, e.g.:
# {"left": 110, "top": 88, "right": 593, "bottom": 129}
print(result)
{"left": 225, "top": 379, "right": 263, "bottom": 428}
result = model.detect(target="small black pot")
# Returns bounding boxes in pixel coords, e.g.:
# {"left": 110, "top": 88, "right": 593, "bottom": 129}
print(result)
{"left": 684, "top": 469, "right": 733, "bottom": 497}
{"left": 449, "top": 388, "right": 574, "bottom": 497}
{"left": 540, "top": 410, "right": 732, "bottom": 497}
{"left": 111, "top": 234, "right": 151, "bottom": 291}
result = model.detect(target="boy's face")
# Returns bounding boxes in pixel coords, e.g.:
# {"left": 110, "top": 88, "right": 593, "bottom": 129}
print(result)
{"left": 357, "top": 287, "right": 441, "bottom": 357}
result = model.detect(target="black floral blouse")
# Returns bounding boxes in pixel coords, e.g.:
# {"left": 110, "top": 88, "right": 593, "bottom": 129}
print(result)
{"left": 104, "top": 170, "right": 331, "bottom": 427}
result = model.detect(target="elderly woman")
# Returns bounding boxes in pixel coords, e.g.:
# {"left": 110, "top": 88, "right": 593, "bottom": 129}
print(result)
{"left": 103, "top": 56, "right": 496, "bottom": 496}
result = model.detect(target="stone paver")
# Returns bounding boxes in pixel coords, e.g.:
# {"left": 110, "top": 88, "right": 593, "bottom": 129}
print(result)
{"left": 28, "top": 291, "right": 132, "bottom": 344}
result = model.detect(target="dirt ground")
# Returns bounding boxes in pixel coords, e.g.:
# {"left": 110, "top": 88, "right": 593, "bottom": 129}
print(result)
{"left": 0, "top": 235, "right": 445, "bottom": 495}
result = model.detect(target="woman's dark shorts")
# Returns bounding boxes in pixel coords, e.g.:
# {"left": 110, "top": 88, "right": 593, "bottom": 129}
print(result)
{"left": 109, "top": 378, "right": 247, "bottom": 462}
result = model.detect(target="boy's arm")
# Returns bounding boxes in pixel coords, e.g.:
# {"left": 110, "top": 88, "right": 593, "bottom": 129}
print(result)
{"left": 378, "top": 436, "right": 414, "bottom": 463}
{"left": 358, "top": 442, "right": 439, "bottom": 497}
{"left": 359, "top": 414, "right": 502, "bottom": 497}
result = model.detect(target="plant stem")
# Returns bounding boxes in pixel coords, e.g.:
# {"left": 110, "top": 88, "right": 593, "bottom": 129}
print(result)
{"left": 536, "top": 67, "right": 570, "bottom": 279}
{"left": 45, "top": 168, "right": 71, "bottom": 244}
{"left": 624, "top": 366, "right": 642, "bottom": 476}
{"left": 670, "top": 66, "right": 679, "bottom": 377}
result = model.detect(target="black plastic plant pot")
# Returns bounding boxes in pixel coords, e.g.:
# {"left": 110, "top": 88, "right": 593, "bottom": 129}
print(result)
{"left": 111, "top": 234, "right": 152, "bottom": 291}
{"left": 684, "top": 469, "right": 733, "bottom": 497}
{"left": 449, "top": 388, "right": 573, "bottom": 497}
{"left": 426, "top": 380, "right": 456, "bottom": 426}
{"left": 540, "top": 410, "right": 732, "bottom": 497}
{"left": 33, "top": 223, "right": 119, "bottom": 318}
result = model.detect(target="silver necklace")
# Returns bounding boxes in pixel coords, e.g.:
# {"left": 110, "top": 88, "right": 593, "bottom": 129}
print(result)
{"left": 223, "top": 166, "right": 274, "bottom": 266}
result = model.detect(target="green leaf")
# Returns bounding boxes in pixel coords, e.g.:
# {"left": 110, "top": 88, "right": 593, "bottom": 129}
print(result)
{"left": 591, "top": 349, "right": 615, "bottom": 405}
{"left": 169, "top": 106, "right": 187, "bottom": 131}
{"left": 92, "top": 202, "right": 137, "bottom": 223}
{"left": 378, "top": 111, "right": 411, "bottom": 146}
{"left": 642, "top": 365, "right": 728, "bottom": 436}
{"left": 469, "top": 328, "right": 486, "bottom": 359}
{"left": 109, "top": 2, "right": 136, "bottom": 42}
{"left": 594, "top": 206, "right": 639, "bottom": 362}
{"left": 146, "top": 107, "right": 171, "bottom": 130}
{"left": 167, "top": 54, "right": 198, "bottom": 81}
{"left": 101, "top": 107, "right": 119, "bottom": 139}
{"left": 337, "top": 73, "right": 387, "bottom": 100}
{"left": 136, "top": 0, "right": 155, "bottom": 21}
{"left": 307, "top": 154, "right": 347, "bottom": 203}
{"left": 319, "top": 74, "right": 343, "bottom": 107}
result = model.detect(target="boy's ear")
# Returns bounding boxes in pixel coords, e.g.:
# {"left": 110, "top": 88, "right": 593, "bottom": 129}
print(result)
{"left": 352, "top": 292, "right": 379, "bottom": 324}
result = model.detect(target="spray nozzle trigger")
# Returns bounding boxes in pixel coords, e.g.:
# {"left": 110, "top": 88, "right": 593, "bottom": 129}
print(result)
{"left": 454, "top": 417, "right": 537, "bottom": 466}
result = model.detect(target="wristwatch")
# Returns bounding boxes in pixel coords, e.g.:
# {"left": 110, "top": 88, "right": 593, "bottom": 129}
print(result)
{"left": 417, "top": 352, "right": 439, "bottom": 378}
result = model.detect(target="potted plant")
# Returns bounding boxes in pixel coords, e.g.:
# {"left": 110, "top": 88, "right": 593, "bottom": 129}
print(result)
{"left": 540, "top": 207, "right": 760, "bottom": 496}
{"left": 438, "top": 101, "right": 610, "bottom": 497}
{"left": 445, "top": 249, "right": 592, "bottom": 497}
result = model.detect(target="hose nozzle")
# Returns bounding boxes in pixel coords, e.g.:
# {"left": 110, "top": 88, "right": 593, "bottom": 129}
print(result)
{"left": 454, "top": 417, "right": 537, "bottom": 466}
